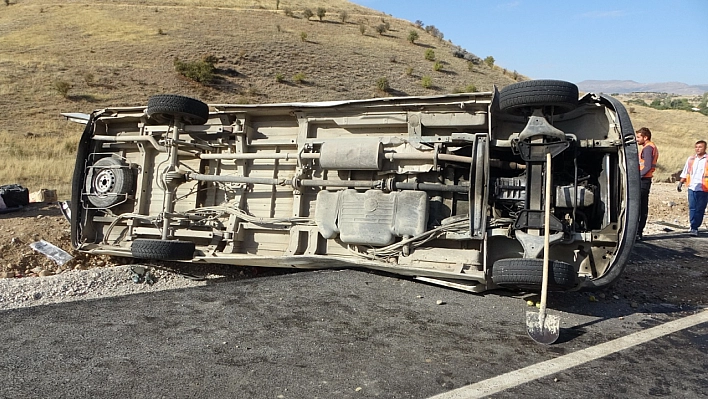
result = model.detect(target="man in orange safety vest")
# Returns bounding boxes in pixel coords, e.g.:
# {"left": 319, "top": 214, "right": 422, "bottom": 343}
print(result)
{"left": 636, "top": 127, "right": 659, "bottom": 241}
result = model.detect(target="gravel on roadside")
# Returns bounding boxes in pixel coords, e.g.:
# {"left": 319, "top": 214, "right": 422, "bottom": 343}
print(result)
{"left": 0, "top": 265, "right": 214, "bottom": 311}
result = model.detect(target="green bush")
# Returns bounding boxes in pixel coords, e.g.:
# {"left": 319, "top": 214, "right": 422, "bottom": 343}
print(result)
{"left": 293, "top": 72, "right": 306, "bottom": 84}
{"left": 284, "top": 7, "right": 293, "bottom": 17}
{"left": 432, "top": 61, "right": 443, "bottom": 71}
{"left": 627, "top": 98, "right": 648, "bottom": 106}
{"left": 201, "top": 54, "right": 219, "bottom": 65}
{"left": 405, "top": 67, "right": 413, "bottom": 76}
{"left": 484, "top": 56, "right": 495, "bottom": 67}
{"left": 359, "top": 24, "right": 366, "bottom": 35}
{"left": 316, "top": 7, "right": 326, "bottom": 21}
{"left": 375, "top": 24, "right": 386, "bottom": 35}
{"left": 174, "top": 57, "right": 215, "bottom": 83}
{"left": 421, "top": 75, "right": 432, "bottom": 89}
{"left": 376, "top": 77, "right": 390, "bottom": 92}
{"left": 407, "top": 30, "right": 419, "bottom": 44}
{"left": 424, "top": 49, "right": 435, "bottom": 61}
{"left": 425, "top": 25, "right": 443, "bottom": 40}
{"left": 302, "top": 8, "right": 313, "bottom": 20}
{"left": 649, "top": 97, "right": 692, "bottom": 111}
{"left": 339, "top": 10, "right": 348, "bottom": 23}
{"left": 275, "top": 73, "right": 285, "bottom": 83}
{"left": 465, "top": 84, "right": 477, "bottom": 92}
{"left": 52, "top": 79, "right": 72, "bottom": 98}
{"left": 300, "top": 31, "right": 308, "bottom": 42}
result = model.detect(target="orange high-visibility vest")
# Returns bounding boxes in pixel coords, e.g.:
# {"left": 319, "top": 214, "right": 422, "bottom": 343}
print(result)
{"left": 686, "top": 155, "right": 708, "bottom": 191}
{"left": 638, "top": 141, "right": 659, "bottom": 178}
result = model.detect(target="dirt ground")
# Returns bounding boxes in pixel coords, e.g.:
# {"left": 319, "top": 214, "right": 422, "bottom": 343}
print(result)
{"left": 0, "top": 182, "right": 705, "bottom": 305}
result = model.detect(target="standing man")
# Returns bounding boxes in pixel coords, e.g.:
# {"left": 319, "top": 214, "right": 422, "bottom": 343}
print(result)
{"left": 677, "top": 140, "right": 708, "bottom": 237}
{"left": 635, "top": 127, "right": 659, "bottom": 241}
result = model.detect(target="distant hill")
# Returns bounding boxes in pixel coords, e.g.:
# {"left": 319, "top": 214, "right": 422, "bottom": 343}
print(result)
{"left": 577, "top": 80, "right": 708, "bottom": 96}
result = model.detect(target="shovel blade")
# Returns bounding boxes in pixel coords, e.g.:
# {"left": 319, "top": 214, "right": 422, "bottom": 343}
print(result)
{"left": 526, "top": 311, "right": 560, "bottom": 345}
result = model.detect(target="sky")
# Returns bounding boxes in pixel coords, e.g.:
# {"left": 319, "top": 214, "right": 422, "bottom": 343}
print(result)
{"left": 353, "top": 0, "right": 708, "bottom": 85}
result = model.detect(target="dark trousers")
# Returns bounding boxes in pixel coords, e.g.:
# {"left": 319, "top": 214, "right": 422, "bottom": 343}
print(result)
{"left": 638, "top": 178, "right": 652, "bottom": 235}
{"left": 688, "top": 189, "right": 708, "bottom": 230}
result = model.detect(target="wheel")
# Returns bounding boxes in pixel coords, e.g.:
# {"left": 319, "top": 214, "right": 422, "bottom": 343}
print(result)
{"left": 147, "top": 94, "right": 209, "bottom": 125}
{"left": 85, "top": 157, "right": 134, "bottom": 208}
{"left": 491, "top": 258, "right": 577, "bottom": 291}
{"left": 131, "top": 239, "right": 196, "bottom": 261}
{"left": 498, "top": 80, "right": 578, "bottom": 116}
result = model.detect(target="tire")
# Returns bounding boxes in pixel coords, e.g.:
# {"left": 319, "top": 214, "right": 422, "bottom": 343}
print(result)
{"left": 498, "top": 80, "right": 578, "bottom": 115}
{"left": 85, "top": 157, "right": 134, "bottom": 208}
{"left": 131, "top": 239, "right": 196, "bottom": 261}
{"left": 491, "top": 258, "right": 577, "bottom": 291}
{"left": 147, "top": 94, "right": 209, "bottom": 125}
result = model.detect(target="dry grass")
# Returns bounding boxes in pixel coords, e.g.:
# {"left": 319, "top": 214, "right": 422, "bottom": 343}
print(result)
{"left": 0, "top": 0, "right": 519, "bottom": 199}
{"left": 0, "top": 123, "right": 79, "bottom": 197}
{"left": 623, "top": 100, "right": 708, "bottom": 181}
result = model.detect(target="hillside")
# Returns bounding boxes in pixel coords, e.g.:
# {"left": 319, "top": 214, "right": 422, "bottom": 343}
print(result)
{"left": 0, "top": 0, "right": 522, "bottom": 195}
{"left": 619, "top": 98, "right": 708, "bottom": 179}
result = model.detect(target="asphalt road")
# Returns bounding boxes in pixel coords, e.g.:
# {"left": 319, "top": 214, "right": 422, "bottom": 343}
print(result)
{"left": 1, "top": 249, "right": 706, "bottom": 398}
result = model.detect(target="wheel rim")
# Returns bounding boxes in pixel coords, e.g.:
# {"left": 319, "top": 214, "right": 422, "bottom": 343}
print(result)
{"left": 93, "top": 169, "right": 117, "bottom": 195}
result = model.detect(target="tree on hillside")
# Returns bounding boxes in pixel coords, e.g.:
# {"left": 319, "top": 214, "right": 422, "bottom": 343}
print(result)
{"left": 339, "top": 10, "right": 348, "bottom": 23}
{"left": 407, "top": 30, "right": 419, "bottom": 44}
{"left": 302, "top": 8, "right": 313, "bottom": 20}
{"left": 484, "top": 56, "right": 495, "bottom": 68}
{"left": 316, "top": 7, "right": 326, "bottom": 21}
{"left": 425, "top": 25, "right": 443, "bottom": 40}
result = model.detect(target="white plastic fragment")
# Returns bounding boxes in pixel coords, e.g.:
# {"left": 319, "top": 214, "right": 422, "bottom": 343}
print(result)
{"left": 29, "top": 240, "right": 74, "bottom": 266}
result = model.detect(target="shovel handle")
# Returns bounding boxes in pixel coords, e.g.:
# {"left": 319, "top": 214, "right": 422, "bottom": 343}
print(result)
{"left": 540, "top": 152, "right": 552, "bottom": 316}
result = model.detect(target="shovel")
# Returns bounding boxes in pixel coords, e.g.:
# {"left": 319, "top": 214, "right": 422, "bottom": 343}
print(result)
{"left": 526, "top": 151, "right": 560, "bottom": 344}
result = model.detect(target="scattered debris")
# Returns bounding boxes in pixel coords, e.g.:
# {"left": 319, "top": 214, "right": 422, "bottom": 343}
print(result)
{"left": 29, "top": 189, "right": 57, "bottom": 204}
{"left": 59, "top": 201, "right": 72, "bottom": 222}
{"left": 29, "top": 240, "right": 73, "bottom": 266}
{"left": 130, "top": 266, "right": 155, "bottom": 285}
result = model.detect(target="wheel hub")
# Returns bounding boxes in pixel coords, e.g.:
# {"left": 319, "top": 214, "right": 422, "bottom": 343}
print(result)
{"left": 94, "top": 169, "right": 116, "bottom": 195}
